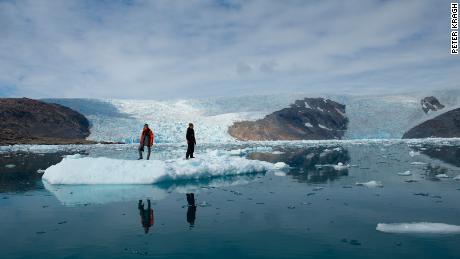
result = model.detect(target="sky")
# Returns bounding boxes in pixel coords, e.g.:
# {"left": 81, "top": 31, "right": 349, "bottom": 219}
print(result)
{"left": 0, "top": 0, "right": 458, "bottom": 99}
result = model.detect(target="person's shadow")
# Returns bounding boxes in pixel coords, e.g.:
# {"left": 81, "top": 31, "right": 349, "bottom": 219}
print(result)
{"left": 138, "top": 199, "right": 154, "bottom": 234}
{"left": 186, "top": 193, "right": 197, "bottom": 228}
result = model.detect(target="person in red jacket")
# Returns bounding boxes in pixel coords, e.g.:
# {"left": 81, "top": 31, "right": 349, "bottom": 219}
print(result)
{"left": 138, "top": 124, "right": 154, "bottom": 160}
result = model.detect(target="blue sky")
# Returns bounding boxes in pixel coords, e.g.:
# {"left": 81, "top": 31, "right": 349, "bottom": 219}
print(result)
{"left": 0, "top": 0, "right": 458, "bottom": 99}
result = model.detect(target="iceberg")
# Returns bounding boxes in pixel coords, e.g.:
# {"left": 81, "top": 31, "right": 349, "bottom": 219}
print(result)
{"left": 397, "top": 171, "right": 412, "bottom": 176}
{"left": 42, "top": 151, "right": 279, "bottom": 185}
{"left": 376, "top": 222, "right": 460, "bottom": 234}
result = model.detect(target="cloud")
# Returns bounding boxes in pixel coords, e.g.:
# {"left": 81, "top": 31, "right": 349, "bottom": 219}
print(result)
{"left": 0, "top": 0, "right": 458, "bottom": 99}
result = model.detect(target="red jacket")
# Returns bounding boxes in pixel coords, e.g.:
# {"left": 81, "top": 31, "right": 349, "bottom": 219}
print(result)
{"left": 140, "top": 128, "right": 154, "bottom": 146}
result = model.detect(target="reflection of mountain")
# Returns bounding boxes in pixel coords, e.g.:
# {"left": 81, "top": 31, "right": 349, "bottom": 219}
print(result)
{"left": 0, "top": 152, "right": 70, "bottom": 192}
{"left": 44, "top": 173, "right": 261, "bottom": 206}
{"left": 249, "top": 147, "right": 350, "bottom": 183}
{"left": 414, "top": 145, "right": 460, "bottom": 167}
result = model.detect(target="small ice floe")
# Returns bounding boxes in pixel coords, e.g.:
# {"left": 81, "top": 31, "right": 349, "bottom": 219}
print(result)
{"left": 435, "top": 174, "right": 449, "bottom": 178}
{"left": 355, "top": 181, "right": 383, "bottom": 188}
{"left": 271, "top": 151, "right": 284, "bottom": 155}
{"left": 273, "top": 162, "right": 288, "bottom": 170}
{"left": 4, "top": 164, "right": 16, "bottom": 168}
{"left": 313, "top": 187, "right": 324, "bottom": 191}
{"left": 397, "top": 171, "right": 412, "bottom": 176}
{"left": 333, "top": 162, "right": 350, "bottom": 171}
{"left": 376, "top": 222, "right": 460, "bottom": 234}
{"left": 274, "top": 171, "right": 286, "bottom": 177}
{"left": 410, "top": 162, "right": 426, "bottom": 165}
{"left": 454, "top": 175, "right": 460, "bottom": 181}
{"left": 409, "top": 151, "right": 420, "bottom": 157}
{"left": 36, "top": 169, "right": 46, "bottom": 174}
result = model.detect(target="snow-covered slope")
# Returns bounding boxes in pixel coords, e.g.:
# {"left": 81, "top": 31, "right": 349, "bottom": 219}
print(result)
{"left": 44, "top": 90, "right": 460, "bottom": 143}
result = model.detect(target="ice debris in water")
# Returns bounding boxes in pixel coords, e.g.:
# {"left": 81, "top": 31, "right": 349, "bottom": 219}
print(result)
{"left": 435, "top": 174, "right": 449, "bottom": 178}
{"left": 4, "top": 164, "right": 16, "bottom": 168}
{"left": 376, "top": 222, "right": 460, "bottom": 234}
{"left": 410, "top": 162, "right": 426, "bottom": 165}
{"left": 333, "top": 162, "right": 349, "bottom": 171}
{"left": 409, "top": 151, "right": 420, "bottom": 157}
{"left": 42, "top": 151, "right": 280, "bottom": 185}
{"left": 355, "top": 181, "right": 383, "bottom": 188}
{"left": 36, "top": 169, "right": 45, "bottom": 174}
{"left": 397, "top": 171, "right": 412, "bottom": 176}
{"left": 454, "top": 175, "right": 460, "bottom": 181}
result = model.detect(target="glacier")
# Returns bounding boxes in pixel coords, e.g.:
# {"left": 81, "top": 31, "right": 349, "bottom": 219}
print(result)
{"left": 42, "top": 89, "right": 460, "bottom": 144}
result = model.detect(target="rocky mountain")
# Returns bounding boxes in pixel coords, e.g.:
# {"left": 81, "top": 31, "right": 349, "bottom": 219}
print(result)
{"left": 421, "top": 96, "right": 444, "bottom": 113}
{"left": 228, "top": 98, "right": 348, "bottom": 140}
{"left": 0, "top": 98, "right": 92, "bottom": 145}
{"left": 402, "top": 108, "right": 460, "bottom": 138}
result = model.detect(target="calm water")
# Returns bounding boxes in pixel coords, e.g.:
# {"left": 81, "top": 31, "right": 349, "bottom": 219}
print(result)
{"left": 1, "top": 140, "right": 460, "bottom": 258}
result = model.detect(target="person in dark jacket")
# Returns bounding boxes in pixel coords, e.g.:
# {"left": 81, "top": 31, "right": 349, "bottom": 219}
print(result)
{"left": 138, "top": 124, "right": 154, "bottom": 160}
{"left": 186, "top": 123, "right": 196, "bottom": 159}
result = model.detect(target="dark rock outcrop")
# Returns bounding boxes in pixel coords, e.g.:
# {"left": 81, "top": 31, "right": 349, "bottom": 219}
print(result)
{"left": 0, "top": 98, "right": 92, "bottom": 145}
{"left": 403, "top": 108, "right": 460, "bottom": 138}
{"left": 421, "top": 96, "right": 444, "bottom": 113}
{"left": 228, "top": 98, "right": 348, "bottom": 140}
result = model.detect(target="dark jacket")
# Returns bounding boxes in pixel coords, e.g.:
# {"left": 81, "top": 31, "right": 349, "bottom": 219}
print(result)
{"left": 186, "top": 127, "right": 196, "bottom": 145}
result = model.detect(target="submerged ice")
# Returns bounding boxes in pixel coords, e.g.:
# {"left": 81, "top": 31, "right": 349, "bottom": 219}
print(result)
{"left": 42, "top": 151, "right": 281, "bottom": 185}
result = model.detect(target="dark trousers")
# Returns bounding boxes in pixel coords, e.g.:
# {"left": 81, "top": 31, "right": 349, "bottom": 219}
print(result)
{"left": 138, "top": 145, "right": 151, "bottom": 159}
{"left": 186, "top": 143, "right": 195, "bottom": 159}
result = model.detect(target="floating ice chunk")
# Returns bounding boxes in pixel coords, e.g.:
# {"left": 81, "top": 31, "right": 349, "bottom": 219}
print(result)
{"left": 271, "top": 151, "right": 284, "bottom": 155}
{"left": 435, "top": 174, "right": 449, "bottom": 178}
{"left": 318, "top": 124, "right": 331, "bottom": 130}
{"left": 376, "top": 222, "right": 460, "bottom": 234}
{"left": 4, "top": 164, "right": 16, "bottom": 168}
{"left": 274, "top": 171, "right": 286, "bottom": 177}
{"left": 273, "top": 162, "right": 289, "bottom": 170}
{"left": 410, "top": 162, "right": 427, "bottom": 165}
{"left": 454, "top": 175, "right": 460, "bottom": 181}
{"left": 356, "top": 181, "right": 383, "bottom": 188}
{"left": 409, "top": 151, "right": 420, "bottom": 157}
{"left": 43, "top": 151, "right": 278, "bottom": 185}
{"left": 305, "top": 122, "right": 313, "bottom": 128}
{"left": 36, "top": 169, "right": 45, "bottom": 174}
{"left": 397, "top": 171, "right": 412, "bottom": 176}
{"left": 333, "top": 162, "right": 349, "bottom": 171}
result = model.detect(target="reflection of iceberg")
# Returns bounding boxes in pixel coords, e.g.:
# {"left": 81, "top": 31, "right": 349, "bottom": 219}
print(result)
{"left": 43, "top": 151, "right": 278, "bottom": 185}
{"left": 43, "top": 182, "right": 167, "bottom": 206}
{"left": 249, "top": 146, "right": 350, "bottom": 183}
{"left": 44, "top": 173, "right": 260, "bottom": 206}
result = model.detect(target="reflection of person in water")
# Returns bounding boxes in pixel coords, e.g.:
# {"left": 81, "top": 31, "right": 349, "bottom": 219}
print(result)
{"left": 186, "top": 193, "right": 197, "bottom": 227}
{"left": 138, "top": 199, "right": 154, "bottom": 233}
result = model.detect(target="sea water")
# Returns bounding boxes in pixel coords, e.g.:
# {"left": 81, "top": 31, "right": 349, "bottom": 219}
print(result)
{"left": 1, "top": 140, "right": 460, "bottom": 258}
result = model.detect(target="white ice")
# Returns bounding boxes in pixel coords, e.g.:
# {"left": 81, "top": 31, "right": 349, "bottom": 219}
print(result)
{"left": 454, "top": 175, "right": 460, "bottom": 181}
{"left": 333, "top": 162, "right": 349, "bottom": 170}
{"left": 410, "top": 162, "right": 427, "bottom": 165}
{"left": 397, "top": 171, "right": 412, "bottom": 176}
{"left": 355, "top": 180, "right": 383, "bottom": 188}
{"left": 42, "top": 151, "right": 280, "bottom": 185}
{"left": 4, "top": 164, "right": 16, "bottom": 168}
{"left": 376, "top": 222, "right": 460, "bottom": 234}
{"left": 435, "top": 174, "right": 449, "bottom": 178}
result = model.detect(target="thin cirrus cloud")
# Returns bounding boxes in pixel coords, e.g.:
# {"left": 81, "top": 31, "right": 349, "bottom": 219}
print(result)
{"left": 0, "top": 0, "right": 457, "bottom": 99}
